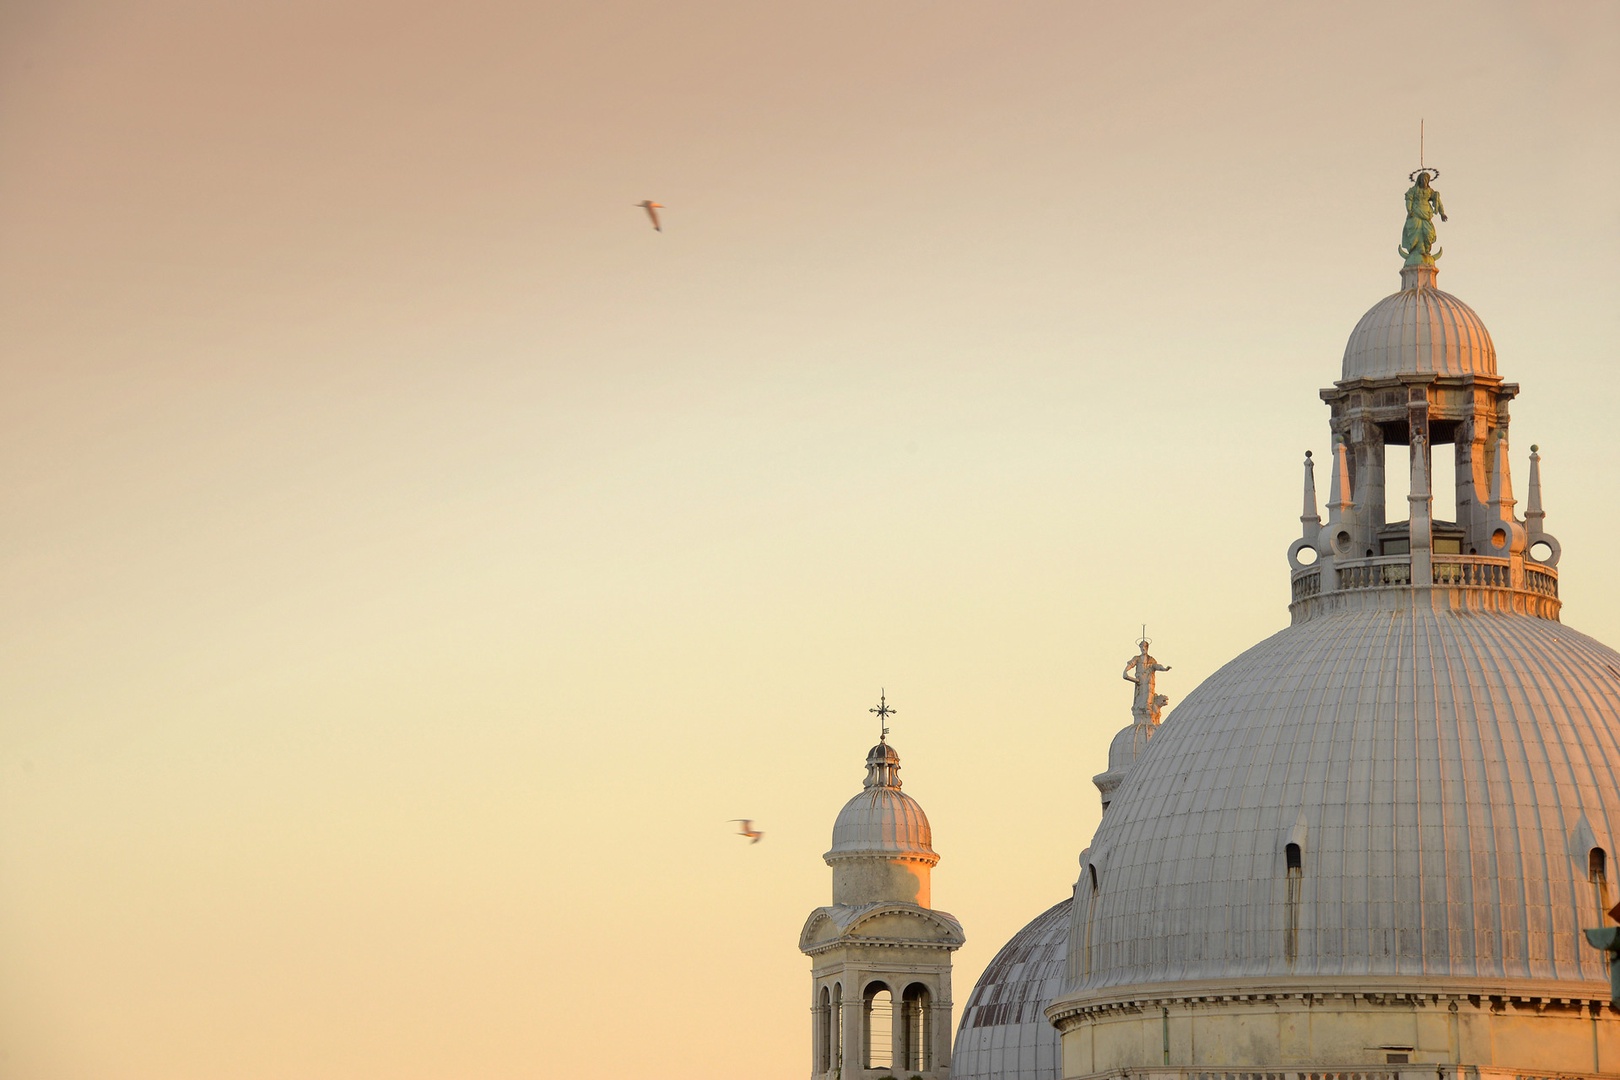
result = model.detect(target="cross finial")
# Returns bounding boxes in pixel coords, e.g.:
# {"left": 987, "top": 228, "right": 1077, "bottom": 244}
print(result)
{"left": 870, "top": 689, "right": 895, "bottom": 742}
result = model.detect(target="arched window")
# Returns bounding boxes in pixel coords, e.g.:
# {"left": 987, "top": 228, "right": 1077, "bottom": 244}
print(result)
{"left": 830, "top": 983, "right": 843, "bottom": 1072}
{"left": 816, "top": 986, "right": 831, "bottom": 1073}
{"left": 901, "top": 983, "right": 931, "bottom": 1071}
{"left": 1592, "top": 848, "right": 1611, "bottom": 926}
{"left": 1284, "top": 842, "right": 1303, "bottom": 962}
{"left": 1082, "top": 863, "right": 1101, "bottom": 978}
{"left": 862, "top": 982, "right": 893, "bottom": 1069}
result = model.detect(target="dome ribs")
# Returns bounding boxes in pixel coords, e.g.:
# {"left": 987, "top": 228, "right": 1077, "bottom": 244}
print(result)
{"left": 1063, "top": 607, "right": 1620, "bottom": 998}
{"left": 1340, "top": 279, "right": 1495, "bottom": 381}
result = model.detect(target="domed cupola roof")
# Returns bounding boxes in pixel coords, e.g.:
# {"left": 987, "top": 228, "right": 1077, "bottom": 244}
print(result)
{"left": 1063, "top": 610, "right": 1620, "bottom": 995}
{"left": 1341, "top": 264, "right": 1496, "bottom": 381}
{"left": 826, "top": 738, "right": 937, "bottom": 861}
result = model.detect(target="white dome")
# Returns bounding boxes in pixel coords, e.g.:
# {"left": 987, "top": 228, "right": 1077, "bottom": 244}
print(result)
{"left": 1106, "top": 723, "right": 1154, "bottom": 771}
{"left": 1070, "top": 603, "right": 1620, "bottom": 996}
{"left": 828, "top": 785, "right": 936, "bottom": 859}
{"left": 953, "top": 898, "right": 1069, "bottom": 1080}
{"left": 1341, "top": 265, "right": 1496, "bottom": 381}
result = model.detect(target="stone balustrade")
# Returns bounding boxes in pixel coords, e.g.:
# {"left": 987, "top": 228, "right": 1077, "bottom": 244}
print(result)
{"left": 1286, "top": 554, "right": 1560, "bottom": 622}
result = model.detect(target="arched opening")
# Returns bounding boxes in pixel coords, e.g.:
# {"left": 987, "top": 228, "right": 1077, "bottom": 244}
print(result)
{"left": 1379, "top": 431, "right": 1458, "bottom": 553}
{"left": 1083, "top": 863, "right": 1101, "bottom": 978}
{"left": 1284, "top": 843, "right": 1303, "bottom": 963}
{"left": 816, "top": 986, "right": 831, "bottom": 1073}
{"left": 1592, "top": 848, "right": 1611, "bottom": 927}
{"left": 901, "top": 983, "right": 932, "bottom": 1071}
{"left": 862, "top": 982, "right": 893, "bottom": 1069}
{"left": 1384, "top": 442, "right": 1408, "bottom": 531}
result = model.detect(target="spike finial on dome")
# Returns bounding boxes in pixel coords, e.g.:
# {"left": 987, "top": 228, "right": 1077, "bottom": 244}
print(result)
{"left": 1301, "top": 450, "right": 1320, "bottom": 540}
{"left": 1490, "top": 429, "right": 1516, "bottom": 515}
{"left": 1527, "top": 444, "right": 1545, "bottom": 526}
{"left": 1327, "top": 437, "right": 1353, "bottom": 516}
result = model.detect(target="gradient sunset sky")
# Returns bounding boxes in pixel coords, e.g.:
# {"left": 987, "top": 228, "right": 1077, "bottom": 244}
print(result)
{"left": 3, "top": 3, "right": 1618, "bottom": 1078}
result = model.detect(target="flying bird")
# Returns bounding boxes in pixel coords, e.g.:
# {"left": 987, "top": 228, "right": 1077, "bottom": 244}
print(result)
{"left": 635, "top": 200, "right": 665, "bottom": 231}
{"left": 729, "top": 819, "right": 764, "bottom": 844}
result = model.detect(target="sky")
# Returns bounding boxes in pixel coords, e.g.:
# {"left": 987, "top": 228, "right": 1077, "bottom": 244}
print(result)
{"left": 2, "top": 2, "right": 1618, "bottom": 1077}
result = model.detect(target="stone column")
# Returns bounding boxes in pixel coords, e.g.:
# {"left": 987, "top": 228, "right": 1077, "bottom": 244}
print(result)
{"left": 1348, "top": 417, "right": 1386, "bottom": 537}
{"left": 842, "top": 990, "right": 862, "bottom": 1078}
{"left": 931, "top": 996, "right": 952, "bottom": 1074}
{"left": 1455, "top": 414, "right": 1484, "bottom": 549}
{"left": 1408, "top": 391, "right": 1432, "bottom": 585}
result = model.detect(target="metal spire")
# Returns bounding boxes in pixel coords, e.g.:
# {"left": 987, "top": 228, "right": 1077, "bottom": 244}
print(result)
{"left": 870, "top": 689, "right": 895, "bottom": 743}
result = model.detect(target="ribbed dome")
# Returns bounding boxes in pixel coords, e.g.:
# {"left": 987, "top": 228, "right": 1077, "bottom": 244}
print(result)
{"left": 1341, "top": 265, "right": 1496, "bottom": 381}
{"left": 1070, "top": 603, "right": 1620, "bottom": 996}
{"left": 828, "top": 786, "right": 936, "bottom": 858}
{"left": 1106, "top": 722, "right": 1154, "bottom": 771}
{"left": 954, "top": 898, "right": 1069, "bottom": 1080}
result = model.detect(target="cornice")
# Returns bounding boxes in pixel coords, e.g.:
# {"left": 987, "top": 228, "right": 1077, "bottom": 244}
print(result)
{"left": 1046, "top": 974, "right": 1618, "bottom": 1029}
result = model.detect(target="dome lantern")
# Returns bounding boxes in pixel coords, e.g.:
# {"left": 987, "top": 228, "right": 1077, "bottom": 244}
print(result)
{"left": 1288, "top": 174, "right": 1561, "bottom": 620}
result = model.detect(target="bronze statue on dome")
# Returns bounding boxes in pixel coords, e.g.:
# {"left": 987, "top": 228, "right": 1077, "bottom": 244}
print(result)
{"left": 1400, "top": 168, "right": 1448, "bottom": 268}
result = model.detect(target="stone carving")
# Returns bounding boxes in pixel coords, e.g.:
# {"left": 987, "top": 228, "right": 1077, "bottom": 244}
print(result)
{"left": 1399, "top": 170, "right": 1447, "bottom": 267}
{"left": 1122, "top": 640, "right": 1171, "bottom": 723}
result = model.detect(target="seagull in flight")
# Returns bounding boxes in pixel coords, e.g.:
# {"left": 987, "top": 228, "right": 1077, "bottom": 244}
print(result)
{"left": 635, "top": 200, "right": 665, "bottom": 232}
{"left": 729, "top": 819, "right": 764, "bottom": 844}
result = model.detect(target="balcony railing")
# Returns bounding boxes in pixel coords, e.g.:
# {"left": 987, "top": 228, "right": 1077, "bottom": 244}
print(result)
{"left": 1291, "top": 567, "right": 1322, "bottom": 602}
{"left": 1288, "top": 555, "right": 1558, "bottom": 604}
{"left": 1432, "top": 556, "right": 1510, "bottom": 589}
{"left": 1337, "top": 555, "right": 1412, "bottom": 591}
{"left": 1525, "top": 562, "right": 1558, "bottom": 596}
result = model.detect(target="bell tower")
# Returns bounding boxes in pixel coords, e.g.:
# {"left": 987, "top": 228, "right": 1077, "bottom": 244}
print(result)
{"left": 799, "top": 695, "right": 964, "bottom": 1080}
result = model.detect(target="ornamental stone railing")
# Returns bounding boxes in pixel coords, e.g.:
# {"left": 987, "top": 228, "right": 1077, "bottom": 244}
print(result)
{"left": 1286, "top": 553, "right": 1560, "bottom": 621}
{"left": 1432, "top": 556, "right": 1511, "bottom": 589}
{"left": 1338, "top": 555, "right": 1413, "bottom": 591}
{"left": 1524, "top": 562, "right": 1558, "bottom": 596}
{"left": 1291, "top": 566, "right": 1322, "bottom": 602}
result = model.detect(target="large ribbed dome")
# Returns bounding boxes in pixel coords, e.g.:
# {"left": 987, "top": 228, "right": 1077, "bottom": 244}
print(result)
{"left": 1070, "top": 603, "right": 1620, "bottom": 996}
{"left": 1341, "top": 265, "right": 1496, "bottom": 381}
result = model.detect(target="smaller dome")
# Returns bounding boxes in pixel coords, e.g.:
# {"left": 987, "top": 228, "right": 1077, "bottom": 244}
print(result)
{"left": 1105, "top": 722, "right": 1154, "bottom": 771}
{"left": 828, "top": 786, "right": 936, "bottom": 859}
{"left": 952, "top": 897, "right": 1070, "bottom": 1080}
{"left": 826, "top": 737, "right": 938, "bottom": 861}
{"left": 1341, "top": 265, "right": 1496, "bottom": 381}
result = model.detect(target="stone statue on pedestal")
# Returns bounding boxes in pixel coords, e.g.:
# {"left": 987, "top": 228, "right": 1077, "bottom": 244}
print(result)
{"left": 1122, "top": 640, "right": 1171, "bottom": 724}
